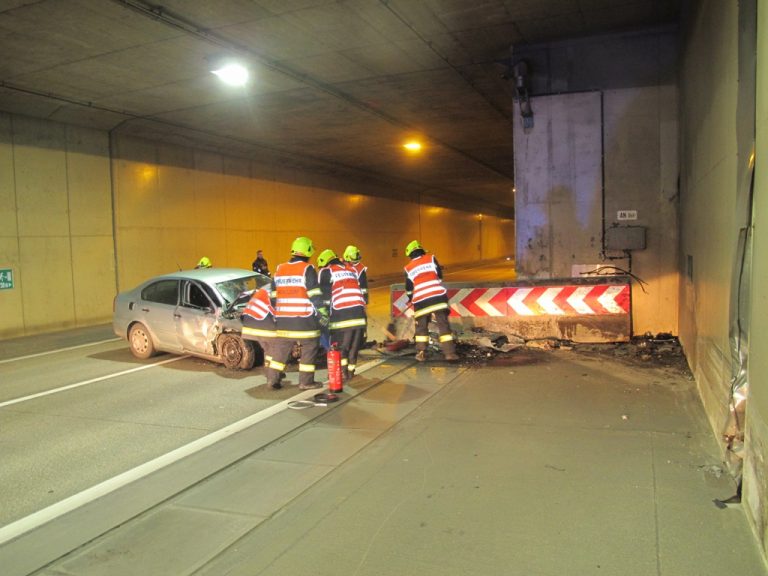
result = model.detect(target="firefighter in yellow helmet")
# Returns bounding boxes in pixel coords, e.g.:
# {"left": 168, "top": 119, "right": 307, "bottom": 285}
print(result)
{"left": 404, "top": 240, "right": 458, "bottom": 362}
{"left": 318, "top": 248, "right": 367, "bottom": 381}
{"left": 264, "top": 237, "right": 325, "bottom": 390}
{"left": 342, "top": 244, "right": 369, "bottom": 376}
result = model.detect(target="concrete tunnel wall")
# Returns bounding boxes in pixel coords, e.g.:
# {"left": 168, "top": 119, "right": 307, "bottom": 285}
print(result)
{"left": 680, "top": 0, "right": 768, "bottom": 557}
{"left": 0, "top": 113, "right": 513, "bottom": 338}
{"left": 512, "top": 27, "right": 680, "bottom": 337}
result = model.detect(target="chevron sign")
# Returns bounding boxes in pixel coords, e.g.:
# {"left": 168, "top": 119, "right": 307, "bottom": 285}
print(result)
{"left": 391, "top": 284, "right": 630, "bottom": 318}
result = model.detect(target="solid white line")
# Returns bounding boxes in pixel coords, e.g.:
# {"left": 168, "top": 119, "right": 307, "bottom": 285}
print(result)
{"left": 0, "top": 356, "right": 389, "bottom": 545}
{"left": 0, "top": 355, "right": 190, "bottom": 408}
{"left": 0, "top": 338, "right": 121, "bottom": 365}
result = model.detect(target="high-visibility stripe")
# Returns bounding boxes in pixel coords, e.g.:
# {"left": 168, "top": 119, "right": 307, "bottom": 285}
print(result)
{"left": 439, "top": 334, "right": 454, "bottom": 342}
{"left": 241, "top": 327, "right": 277, "bottom": 338}
{"left": 299, "top": 363, "right": 315, "bottom": 372}
{"left": 415, "top": 335, "right": 429, "bottom": 343}
{"left": 270, "top": 360, "right": 286, "bottom": 370}
{"left": 348, "top": 364, "right": 356, "bottom": 371}
{"left": 405, "top": 255, "right": 447, "bottom": 304}
{"left": 330, "top": 318, "right": 366, "bottom": 330}
{"left": 341, "top": 358, "right": 348, "bottom": 366}
{"left": 275, "top": 261, "right": 315, "bottom": 318}
{"left": 413, "top": 301, "right": 449, "bottom": 318}
{"left": 276, "top": 329, "right": 321, "bottom": 339}
{"left": 307, "top": 287, "right": 322, "bottom": 297}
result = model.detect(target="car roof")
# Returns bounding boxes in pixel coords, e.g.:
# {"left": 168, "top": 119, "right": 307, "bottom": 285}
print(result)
{"left": 151, "top": 268, "right": 261, "bottom": 283}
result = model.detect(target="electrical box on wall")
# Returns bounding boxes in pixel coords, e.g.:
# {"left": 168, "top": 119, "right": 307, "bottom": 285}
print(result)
{"left": 605, "top": 226, "right": 646, "bottom": 251}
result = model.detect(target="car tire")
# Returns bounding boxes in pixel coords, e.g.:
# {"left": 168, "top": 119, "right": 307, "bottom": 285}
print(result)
{"left": 219, "top": 333, "right": 255, "bottom": 370}
{"left": 238, "top": 339, "right": 256, "bottom": 370}
{"left": 129, "top": 322, "right": 156, "bottom": 359}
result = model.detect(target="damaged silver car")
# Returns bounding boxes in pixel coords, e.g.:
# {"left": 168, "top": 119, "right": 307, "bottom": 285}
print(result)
{"left": 113, "top": 268, "right": 271, "bottom": 369}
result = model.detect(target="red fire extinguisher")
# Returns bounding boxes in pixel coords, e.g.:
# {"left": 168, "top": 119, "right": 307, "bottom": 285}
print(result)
{"left": 327, "top": 343, "right": 343, "bottom": 393}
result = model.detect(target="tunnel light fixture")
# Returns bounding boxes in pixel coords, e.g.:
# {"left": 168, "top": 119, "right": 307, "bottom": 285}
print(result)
{"left": 212, "top": 62, "right": 249, "bottom": 87}
{"left": 403, "top": 140, "right": 422, "bottom": 153}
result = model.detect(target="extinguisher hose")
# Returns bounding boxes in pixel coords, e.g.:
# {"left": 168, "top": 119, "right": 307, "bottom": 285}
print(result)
{"left": 287, "top": 392, "right": 340, "bottom": 409}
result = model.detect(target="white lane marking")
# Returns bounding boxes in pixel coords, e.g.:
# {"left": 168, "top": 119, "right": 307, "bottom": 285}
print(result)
{"left": 0, "top": 355, "right": 189, "bottom": 408}
{"left": 0, "top": 338, "right": 121, "bottom": 365}
{"left": 0, "top": 356, "right": 388, "bottom": 545}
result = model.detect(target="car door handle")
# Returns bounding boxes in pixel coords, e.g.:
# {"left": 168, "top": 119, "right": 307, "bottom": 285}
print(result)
{"left": 174, "top": 313, "right": 181, "bottom": 318}
{"left": 141, "top": 307, "right": 150, "bottom": 312}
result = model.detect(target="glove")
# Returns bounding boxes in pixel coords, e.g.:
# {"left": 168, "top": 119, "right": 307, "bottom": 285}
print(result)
{"left": 318, "top": 308, "right": 330, "bottom": 328}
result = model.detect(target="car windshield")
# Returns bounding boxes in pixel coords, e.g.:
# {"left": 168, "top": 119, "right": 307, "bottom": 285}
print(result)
{"left": 215, "top": 274, "right": 269, "bottom": 306}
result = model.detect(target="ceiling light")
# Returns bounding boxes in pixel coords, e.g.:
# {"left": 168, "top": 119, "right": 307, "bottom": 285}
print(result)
{"left": 403, "top": 141, "right": 422, "bottom": 152}
{"left": 212, "top": 63, "right": 249, "bottom": 86}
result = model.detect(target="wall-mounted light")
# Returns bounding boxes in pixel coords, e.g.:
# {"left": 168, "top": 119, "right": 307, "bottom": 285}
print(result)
{"left": 212, "top": 62, "right": 249, "bottom": 86}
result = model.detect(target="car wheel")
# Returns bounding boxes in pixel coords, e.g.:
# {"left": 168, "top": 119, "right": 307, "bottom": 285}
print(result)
{"left": 129, "top": 322, "right": 156, "bottom": 359}
{"left": 238, "top": 339, "right": 256, "bottom": 370}
{"left": 219, "top": 333, "right": 255, "bottom": 370}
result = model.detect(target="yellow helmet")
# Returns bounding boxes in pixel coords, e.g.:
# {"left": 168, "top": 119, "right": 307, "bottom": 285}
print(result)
{"left": 405, "top": 240, "right": 422, "bottom": 257}
{"left": 291, "top": 236, "right": 315, "bottom": 257}
{"left": 317, "top": 249, "right": 337, "bottom": 268}
{"left": 343, "top": 245, "right": 361, "bottom": 262}
{"left": 196, "top": 256, "right": 212, "bottom": 269}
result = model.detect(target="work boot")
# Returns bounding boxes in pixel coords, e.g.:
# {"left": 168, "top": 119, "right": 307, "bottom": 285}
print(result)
{"left": 342, "top": 368, "right": 350, "bottom": 382}
{"left": 269, "top": 381, "right": 282, "bottom": 390}
{"left": 299, "top": 381, "right": 323, "bottom": 390}
{"left": 415, "top": 350, "right": 426, "bottom": 362}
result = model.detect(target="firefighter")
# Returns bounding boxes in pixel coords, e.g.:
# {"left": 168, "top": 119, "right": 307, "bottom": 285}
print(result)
{"left": 265, "top": 237, "right": 325, "bottom": 390}
{"left": 318, "top": 249, "right": 367, "bottom": 381}
{"left": 240, "top": 284, "right": 277, "bottom": 372}
{"left": 343, "top": 245, "right": 368, "bottom": 304}
{"left": 195, "top": 256, "right": 212, "bottom": 269}
{"left": 404, "top": 240, "right": 458, "bottom": 362}
{"left": 343, "top": 244, "right": 369, "bottom": 373}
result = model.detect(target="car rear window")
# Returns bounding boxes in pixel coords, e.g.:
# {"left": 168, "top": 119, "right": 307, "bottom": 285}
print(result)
{"left": 141, "top": 280, "right": 179, "bottom": 305}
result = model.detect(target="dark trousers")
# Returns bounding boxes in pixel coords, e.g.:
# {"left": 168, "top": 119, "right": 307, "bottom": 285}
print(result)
{"left": 266, "top": 337, "right": 320, "bottom": 387}
{"left": 330, "top": 327, "right": 365, "bottom": 376}
{"left": 414, "top": 309, "right": 456, "bottom": 356}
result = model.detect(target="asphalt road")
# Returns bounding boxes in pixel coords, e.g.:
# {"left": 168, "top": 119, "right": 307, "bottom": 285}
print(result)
{"left": 0, "top": 258, "right": 515, "bottom": 534}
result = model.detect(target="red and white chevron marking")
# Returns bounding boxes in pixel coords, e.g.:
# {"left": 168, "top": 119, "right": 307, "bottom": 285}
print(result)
{"left": 391, "top": 284, "right": 630, "bottom": 318}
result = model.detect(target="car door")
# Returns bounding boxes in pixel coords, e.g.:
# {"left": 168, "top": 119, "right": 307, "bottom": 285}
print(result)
{"left": 138, "top": 279, "right": 182, "bottom": 352}
{"left": 175, "top": 280, "right": 219, "bottom": 355}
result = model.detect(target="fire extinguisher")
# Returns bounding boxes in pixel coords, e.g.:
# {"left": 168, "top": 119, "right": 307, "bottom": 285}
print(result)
{"left": 327, "top": 342, "right": 343, "bottom": 393}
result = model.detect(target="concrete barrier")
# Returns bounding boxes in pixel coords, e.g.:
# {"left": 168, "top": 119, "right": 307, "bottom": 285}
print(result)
{"left": 390, "top": 276, "right": 632, "bottom": 343}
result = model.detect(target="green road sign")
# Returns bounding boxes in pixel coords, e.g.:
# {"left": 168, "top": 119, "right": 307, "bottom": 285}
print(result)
{"left": 0, "top": 269, "right": 14, "bottom": 290}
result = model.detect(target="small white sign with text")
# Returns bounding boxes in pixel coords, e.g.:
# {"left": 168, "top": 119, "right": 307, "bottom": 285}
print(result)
{"left": 617, "top": 210, "right": 638, "bottom": 221}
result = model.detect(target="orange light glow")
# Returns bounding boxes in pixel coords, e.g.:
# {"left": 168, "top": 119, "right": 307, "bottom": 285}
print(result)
{"left": 403, "top": 141, "right": 422, "bottom": 152}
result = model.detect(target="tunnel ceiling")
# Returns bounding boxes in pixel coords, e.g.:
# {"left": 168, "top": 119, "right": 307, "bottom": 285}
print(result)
{"left": 0, "top": 0, "right": 680, "bottom": 217}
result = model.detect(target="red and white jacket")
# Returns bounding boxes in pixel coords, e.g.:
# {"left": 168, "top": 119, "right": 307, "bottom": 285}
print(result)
{"left": 273, "top": 260, "right": 316, "bottom": 318}
{"left": 404, "top": 254, "right": 447, "bottom": 304}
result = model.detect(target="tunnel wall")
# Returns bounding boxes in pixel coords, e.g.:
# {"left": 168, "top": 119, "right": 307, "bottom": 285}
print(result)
{"left": 680, "top": 0, "right": 768, "bottom": 556}
{"left": 0, "top": 113, "right": 116, "bottom": 338}
{"left": 512, "top": 28, "right": 679, "bottom": 337}
{"left": 746, "top": 0, "right": 768, "bottom": 555}
{"left": 0, "top": 118, "right": 513, "bottom": 338}
{"left": 111, "top": 134, "right": 512, "bottom": 294}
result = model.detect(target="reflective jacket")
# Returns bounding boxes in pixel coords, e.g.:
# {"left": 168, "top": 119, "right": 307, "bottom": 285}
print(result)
{"left": 404, "top": 252, "right": 449, "bottom": 318}
{"left": 241, "top": 286, "right": 276, "bottom": 340}
{"left": 319, "top": 259, "right": 367, "bottom": 331}
{"left": 272, "top": 257, "right": 323, "bottom": 338}
{"left": 347, "top": 261, "right": 368, "bottom": 304}
{"left": 274, "top": 260, "right": 316, "bottom": 318}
